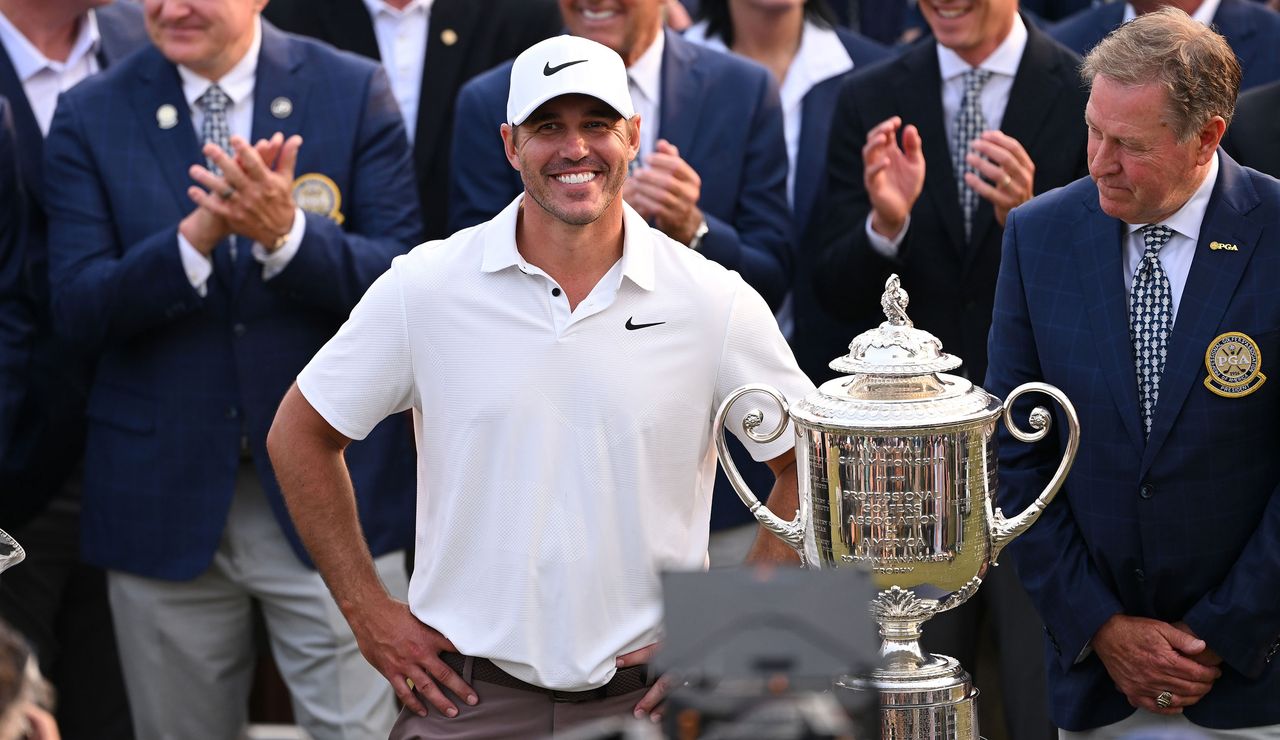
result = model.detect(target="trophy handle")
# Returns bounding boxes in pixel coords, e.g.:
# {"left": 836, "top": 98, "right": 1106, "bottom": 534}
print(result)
{"left": 712, "top": 384, "right": 805, "bottom": 554}
{"left": 990, "top": 381, "right": 1081, "bottom": 563}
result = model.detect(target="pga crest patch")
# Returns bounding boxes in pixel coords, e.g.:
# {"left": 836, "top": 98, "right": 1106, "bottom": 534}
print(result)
{"left": 292, "top": 173, "right": 345, "bottom": 225}
{"left": 1204, "top": 332, "right": 1266, "bottom": 398}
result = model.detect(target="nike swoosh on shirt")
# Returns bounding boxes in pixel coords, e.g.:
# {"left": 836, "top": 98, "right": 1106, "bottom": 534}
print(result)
{"left": 625, "top": 318, "right": 666, "bottom": 331}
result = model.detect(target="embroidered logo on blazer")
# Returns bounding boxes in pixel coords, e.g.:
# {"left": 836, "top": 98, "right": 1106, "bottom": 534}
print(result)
{"left": 1204, "top": 331, "right": 1266, "bottom": 398}
{"left": 292, "top": 173, "right": 345, "bottom": 225}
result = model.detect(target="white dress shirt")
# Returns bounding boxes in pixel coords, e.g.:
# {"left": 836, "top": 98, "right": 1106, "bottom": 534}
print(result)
{"left": 867, "top": 13, "right": 1029, "bottom": 256}
{"left": 362, "top": 0, "right": 432, "bottom": 143}
{"left": 626, "top": 29, "right": 663, "bottom": 163}
{"left": 683, "top": 19, "right": 854, "bottom": 206}
{"left": 0, "top": 8, "right": 100, "bottom": 136}
{"left": 176, "top": 18, "right": 306, "bottom": 295}
{"left": 1121, "top": 153, "right": 1219, "bottom": 325}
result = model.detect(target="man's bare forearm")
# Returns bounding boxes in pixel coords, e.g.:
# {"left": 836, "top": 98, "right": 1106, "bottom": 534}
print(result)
{"left": 746, "top": 451, "right": 803, "bottom": 564}
{"left": 267, "top": 383, "right": 390, "bottom": 617}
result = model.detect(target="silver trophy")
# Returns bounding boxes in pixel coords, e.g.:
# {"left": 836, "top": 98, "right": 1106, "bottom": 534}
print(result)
{"left": 714, "top": 275, "right": 1080, "bottom": 739}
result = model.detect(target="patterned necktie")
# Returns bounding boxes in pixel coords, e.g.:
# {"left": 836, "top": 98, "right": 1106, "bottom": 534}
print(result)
{"left": 1130, "top": 224, "right": 1174, "bottom": 436}
{"left": 198, "top": 84, "right": 231, "bottom": 176}
{"left": 953, "top": 69, "right": 993, "bottom": 242}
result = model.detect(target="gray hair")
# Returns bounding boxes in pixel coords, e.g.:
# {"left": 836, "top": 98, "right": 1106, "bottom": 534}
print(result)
{"left": 1081, "top": 7, "right": 1241, "bottom": 140}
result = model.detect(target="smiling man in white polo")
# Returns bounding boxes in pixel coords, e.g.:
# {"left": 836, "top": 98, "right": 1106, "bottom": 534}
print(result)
{"left": 267, "top": 35, "right": 813, "bottom": 737}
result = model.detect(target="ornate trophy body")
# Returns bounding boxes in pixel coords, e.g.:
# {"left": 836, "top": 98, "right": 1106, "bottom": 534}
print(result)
{"left": 714, "top": 276, "right": 1080, "bottom": 739}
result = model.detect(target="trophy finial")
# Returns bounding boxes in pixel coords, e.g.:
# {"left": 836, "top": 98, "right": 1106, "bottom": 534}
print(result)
{"left": 881, "top": 274, "right": 911, "bottom": 327}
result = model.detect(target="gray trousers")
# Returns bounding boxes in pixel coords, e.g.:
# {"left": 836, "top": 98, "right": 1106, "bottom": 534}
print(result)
{"left": 389, "top": 655, "right": 650, "bottom": 739}
{"left": 108, "top": 463, "right": 407, "bottom": 740}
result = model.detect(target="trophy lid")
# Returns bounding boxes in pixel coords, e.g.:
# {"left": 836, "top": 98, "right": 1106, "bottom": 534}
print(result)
{"left": 791, "top": 275, "right": 1000, "bottom": 429}
{"left": 829, "top": 274, "right": 962, "bottom": 376}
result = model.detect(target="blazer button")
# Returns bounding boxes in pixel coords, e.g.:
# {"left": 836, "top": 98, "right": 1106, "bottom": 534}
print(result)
{"left": 1134, "top": 568, "right": 1145, "bottom": 581}
{"left": 1139, "top": 483, "right": 1154, "bottom": 499}
{"left": 233, "top": 322, "right": 247, "bottom": 337}
{"left": 225, "top": 406, "right": 239, "bottom": 420}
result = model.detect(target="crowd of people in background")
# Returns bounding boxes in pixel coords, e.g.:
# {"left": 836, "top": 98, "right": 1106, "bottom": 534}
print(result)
{"left": 0, "top": 0, "right": 1278, "bottom": 738}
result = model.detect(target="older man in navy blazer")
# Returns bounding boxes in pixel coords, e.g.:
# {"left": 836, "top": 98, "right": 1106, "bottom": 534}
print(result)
{"left": 43, "top": 0, "right": 420, "bottom": 736}
{"left": 989, "top": 9, "right": 1280, "bottom": 735}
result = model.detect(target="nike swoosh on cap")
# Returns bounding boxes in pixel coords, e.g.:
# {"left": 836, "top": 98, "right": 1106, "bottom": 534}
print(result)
{"left": 544, "top": 59, "right": 588, "bottom": 76}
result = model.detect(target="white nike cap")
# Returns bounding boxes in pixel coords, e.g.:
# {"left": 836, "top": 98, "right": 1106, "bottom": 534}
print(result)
{"left": 506, "top": 35, "right": 635, "bottom": 126}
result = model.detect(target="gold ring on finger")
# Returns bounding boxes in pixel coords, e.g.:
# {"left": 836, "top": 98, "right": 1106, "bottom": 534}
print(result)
{"left": 219, "top": 187, "right": 235, "bottom": 200}
{"left": 1155, "top": 690, "right": 1174, "bottom": 708}
{"left": 405, "top": 677, "right": 416, "bottom": 690}
{"left": 1000, "top": 173, "right": 1012, "bottom": 190}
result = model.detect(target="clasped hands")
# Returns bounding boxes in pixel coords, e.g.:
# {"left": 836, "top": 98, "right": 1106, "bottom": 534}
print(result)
{"left": 1092, "top": 614, "right": 1223, "bottom": 715}
{"left": 354, "top": 597, "right": 674, "bottom": 721}
{"left": 179, "top": 132, "right": 303, "bottom": 256}
{"left": 624, "top": 138, "right": 705, "bottom": 246}
{"left": 863, "top": 115, "right": 1035, "bottom": 238}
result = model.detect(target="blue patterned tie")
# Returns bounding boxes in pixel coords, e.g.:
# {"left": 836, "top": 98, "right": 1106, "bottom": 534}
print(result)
{"left": 1130, "top": 225, "right": 1174, "bottom": 436}
{"left": 953, "top": 69, "right": 993, "bottom": 243}
{"left": 198, "top": 84, "right": 231, "bottom": 176}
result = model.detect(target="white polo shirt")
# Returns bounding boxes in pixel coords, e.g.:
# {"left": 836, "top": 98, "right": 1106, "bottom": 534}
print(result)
{"left": 298, "top": 195, "right": 814, "bottom": 691}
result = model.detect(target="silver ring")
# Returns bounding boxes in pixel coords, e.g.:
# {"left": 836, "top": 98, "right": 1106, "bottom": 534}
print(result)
{"left": 1155, "top": 690, "right": 1174, "bottom": 708}
{"left": 219, "top": 187, "right": 235, "bottom": 200}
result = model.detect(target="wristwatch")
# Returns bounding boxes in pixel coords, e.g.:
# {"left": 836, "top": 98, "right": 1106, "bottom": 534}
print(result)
{"left": 687, "top": 218, "right": 709, "bottom": 251}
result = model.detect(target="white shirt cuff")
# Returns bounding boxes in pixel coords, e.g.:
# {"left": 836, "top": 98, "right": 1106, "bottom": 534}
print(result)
{"left": 865, "top": 214, "right": 909, "bottom": 259}
{"left": 177, "top": 231, "right": 212, "bottom": 297}
{"left": 252, "top": 207, "right": 306, "bottom": 280}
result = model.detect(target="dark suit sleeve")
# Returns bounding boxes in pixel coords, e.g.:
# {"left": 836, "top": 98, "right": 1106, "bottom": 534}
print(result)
{"left": 812, "top": 80, "right": 908, "bottom": 325}
{"left": 448, "top": 72, "right": 522, "bottom": 232}
{"left": 1182, "top": 480, "right": 1280, "bottom": 678}
{"left": 45, "top": 93, "right": 206, "bottom": 348}
{"left": 0, "top": 100, "right": 28, "bottom": 461}
{"left": 986, "top": 208, "right": 1125, "bottom": 671}
{"left": 263, "top": 66, "right": 422, "bottom": 314}
{"left": 695, "top": 68, "right": 793, "bottom": 311}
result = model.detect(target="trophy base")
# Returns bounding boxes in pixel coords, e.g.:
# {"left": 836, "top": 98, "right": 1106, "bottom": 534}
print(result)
{"left": 837, "top": 654, "right": 980, "bottom": 740}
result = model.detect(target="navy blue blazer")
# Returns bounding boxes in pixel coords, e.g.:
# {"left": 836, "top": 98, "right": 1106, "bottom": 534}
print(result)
{"left": 0, "top": 97, "right": 23, "bottom": 467}
{"left": 1049, "top": 0, "right": 1280, "bottom": 91}
{"left": 448, "top": 30, "right": 794, "bottom": 310}
{"left": 43, "top": 23, "right": 422, "bottom": 580}
{"left": 789, "top": 29, "right": 890, "bottom": 383}
{"left": 987, "top": 152, "right": 1280, "bottom": 730}
{"left": 0, "top": 3, "right": 149, "bottom": 528}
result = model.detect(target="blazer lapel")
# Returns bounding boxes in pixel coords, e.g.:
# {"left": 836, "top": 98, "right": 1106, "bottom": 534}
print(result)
{"left": 318, "top": 0, "right": 380, "bottom": 60}
{"left": 1141, "top": 153, "right": 1262, "bottom": 474}
{"left": 658, "top": 30, "right": 704, "bottom": 154}
{"left": 242, "top": 22, "right": 306, "bottom": 289}
{"left": 968, "top": 21, "right": 1066, "bottom": 259}
{"left": 415, "top": 0, "right": 481, "bottom": 166}
{"left": 1077, "top": 191, "right": 1146, "bottom": 454}
{"left": 897, "top": 44, "right": 965, "bottom": 253}
{"left": 0, "top": 47, "right": 44, "bottom": 206}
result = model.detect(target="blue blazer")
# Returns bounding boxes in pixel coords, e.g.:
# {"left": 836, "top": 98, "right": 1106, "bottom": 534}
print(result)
{"left": 1049, "top": 0, "right": 1280, "bottom": 91}
{"left": 448, "top": 30, "right": 794, "bottom": 310}
{"left": 0, "top": 98, "right": 23, "bottom": 467}
{"left": 44, "top": 23, "right": 422, "bottom": 580}
{"left": 986, "top": 152, "right": 1280, "bottom": 730}
{"left": 789, "top": 30, "right": 890, "bottom": 383}
{"left": 0, "top": 2, "right": 149, "bottom": 528}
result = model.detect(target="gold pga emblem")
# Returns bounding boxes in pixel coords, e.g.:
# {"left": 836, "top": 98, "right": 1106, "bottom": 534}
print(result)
{"left": 291, "top": 173, "right": 345, "bottom": 225}
{"left": 1209, "top": 241, "right": 1239, "bottom": 251}
{"left": 1204, "top": 332, "right": 1266, "bottom": 398}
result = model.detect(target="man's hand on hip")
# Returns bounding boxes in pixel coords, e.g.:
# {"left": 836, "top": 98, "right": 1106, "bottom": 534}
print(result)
{"left": 863, "top": 116, "right": 925, "bottom": 239}
{"left": 1092, "top": 614, "right": 1221, "bottom": 715}
{"left": 618, "top": 642, "right": 673, "bottom": 723}
{"left": 348, "top": 597, "right": 477, "bottom": 718}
